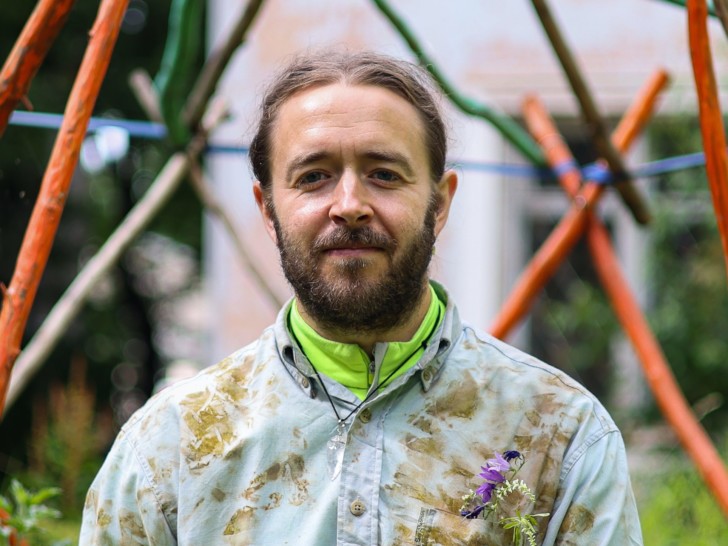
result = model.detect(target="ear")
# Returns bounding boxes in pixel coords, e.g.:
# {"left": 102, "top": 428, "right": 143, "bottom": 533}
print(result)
{"left": 433, "top": 169, "right": 458, "bottom": 237}
{"left": 253, "top": 182, "right": 278, "bottom": 244}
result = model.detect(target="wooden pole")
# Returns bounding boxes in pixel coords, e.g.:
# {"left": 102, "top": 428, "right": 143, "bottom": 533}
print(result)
{"left": 372, "top": 0, "right": 546, "bottom": 166}
{"left": 0, "top": 0, "right": 130, "bottom": 415}
{"left": 489, "top": 184, "right": 601, "bottom": 339}
{"left": 0, "top": 0, "right": 76, "bottom": 136}
{"left": 687, "top": 0, "right": 728, "bottom": 283}
{"left": 182, "top": 0, "right": 265, "bottom": 129}
{"left": 588, "top": 218, "right": 728, "bottom": 517}
{"left": 490, "top": 70, "right": 669, "bottom": 339}
{"left": 530, "top": 0, "right": 652, "bottom": 225}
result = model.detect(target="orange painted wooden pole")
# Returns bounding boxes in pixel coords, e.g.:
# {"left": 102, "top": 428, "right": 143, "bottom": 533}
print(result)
{"left": 0, "top": 0, "right": 76, "bottom": 136}
{"left": 0, "top": 0, "right": 130, "bottom": 415}
{"left": 489, "top": 184, "right": 601, "bottom": 339}
{"left": 687, "top": 0, "right": 728, "bottom": 282}
{"left": 588, "top": 218, "right": 728, "bottom": 517}
{"left": 489, "top": 70, "right": 669, "bottom": 339}
{"left": 528, "top": 93, "right": 728, "bottom": 517}
{"left": 522, "top": 96, "right": 581, "bottom": 197}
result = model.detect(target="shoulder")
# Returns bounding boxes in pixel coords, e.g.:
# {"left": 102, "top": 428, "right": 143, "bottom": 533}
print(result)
{"left": 120, "top": 327, "right": 279, "bottom": 440}
{"left": 443, "top": 322, "right": 618, "bottom": 437}
{"left": 440, "top": 322, "right": 631, "bottom": 496}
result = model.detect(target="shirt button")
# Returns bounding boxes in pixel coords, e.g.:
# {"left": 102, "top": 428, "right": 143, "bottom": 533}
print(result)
{"left": 422, "top": 368, "right": 432, "bottom": 382}
{"left": 358, "top": 408, "right": 372, "bottom": 423}
{"left": 350, "top": 499, "right": 366, "bottom": 517}
{"left": 300, "top": 376, "right": 310, "bottom": 388}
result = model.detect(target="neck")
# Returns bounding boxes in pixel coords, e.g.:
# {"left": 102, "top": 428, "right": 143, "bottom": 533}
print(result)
{"left": 295, "top": 283, "right": 432, "bottom": 356}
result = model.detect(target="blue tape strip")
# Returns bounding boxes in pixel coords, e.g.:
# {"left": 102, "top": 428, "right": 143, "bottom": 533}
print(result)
{"left": 6, "top": 110, "right": 712, "bottom": 181}
{"left": 581, "top": 163, "right": 612, "bottom": 184}
{"left": 552, "top": 159, "right": 579, "bottom": 177}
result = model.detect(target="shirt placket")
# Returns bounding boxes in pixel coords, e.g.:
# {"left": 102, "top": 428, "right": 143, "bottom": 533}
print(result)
{"left": 336, "top": 398, "right": 388, "bottom": 546}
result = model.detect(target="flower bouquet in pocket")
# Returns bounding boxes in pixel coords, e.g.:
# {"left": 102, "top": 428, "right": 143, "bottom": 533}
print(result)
{"left": 460, "top": 450, "right": 549, "bottom": 546}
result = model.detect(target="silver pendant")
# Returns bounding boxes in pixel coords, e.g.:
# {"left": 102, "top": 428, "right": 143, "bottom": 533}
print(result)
{"left": 327, "top": 421, "right": 347, "bottom": 480}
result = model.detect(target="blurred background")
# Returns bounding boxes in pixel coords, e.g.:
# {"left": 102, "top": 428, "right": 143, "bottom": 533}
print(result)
{"left": 1, "top": 0, "right": 727, "bottom": 542}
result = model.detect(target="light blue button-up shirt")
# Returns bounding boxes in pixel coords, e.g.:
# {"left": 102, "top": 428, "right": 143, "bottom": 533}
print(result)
{"left": 80, "top": 284, "right": 642, "bottom": 545}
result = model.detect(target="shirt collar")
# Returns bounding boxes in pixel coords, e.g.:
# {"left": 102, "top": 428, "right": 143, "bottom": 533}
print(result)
{"left": 287, "top": 285, "right": 445, "bottom": 399}
{"left": 274, "top": 281, "right": 461, "bottom": 395}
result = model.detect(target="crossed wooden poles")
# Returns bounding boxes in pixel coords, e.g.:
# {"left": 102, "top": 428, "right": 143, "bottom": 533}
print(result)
{"left": 489, "top": 69, "right": 728, "bottom": 516}
{"left": 0, "top": 0, "right": 273, "bottom": 414}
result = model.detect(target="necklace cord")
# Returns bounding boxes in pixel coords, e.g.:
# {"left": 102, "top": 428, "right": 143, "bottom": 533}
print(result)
{"left": 311, "top": 337, "right": 428, "bottom": 424}
{"left": 308, "top": 304, "right": 442, "bottom": 425}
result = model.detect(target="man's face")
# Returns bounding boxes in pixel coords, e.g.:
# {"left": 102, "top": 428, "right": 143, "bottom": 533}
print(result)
{"left": 254, "top": 83, "right": 456, "bottom": 334}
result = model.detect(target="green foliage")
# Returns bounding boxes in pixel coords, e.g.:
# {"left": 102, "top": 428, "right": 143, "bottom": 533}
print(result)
{"left": 38, "top": 519, "right": 81, "bottom": 545}
{"left": 22, "top": 359, "right": 111, "bottom": 517}
{"left": 539, "top": 278, "right": 619, "bottom": 400}
{"left": 0, "top": 479, "right": 68, "bottom": 546}
{"left": 638, "top": 461, "right": 728, "bottom": 543}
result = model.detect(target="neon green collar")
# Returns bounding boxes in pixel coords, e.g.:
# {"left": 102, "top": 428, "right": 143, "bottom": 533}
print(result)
{"left": 288, "top": 284, "right": 445, "bottom": 400}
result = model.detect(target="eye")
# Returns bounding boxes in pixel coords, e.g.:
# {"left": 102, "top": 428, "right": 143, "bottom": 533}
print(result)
{"left": 296, "top": 171, "right": 328, "bottom": 188}
{"left": 370, "top": 170, "right": 401, "bottom": 184}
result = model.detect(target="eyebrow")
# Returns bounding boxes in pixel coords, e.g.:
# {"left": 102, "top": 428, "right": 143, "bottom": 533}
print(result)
{"left": 285, "top": 151, "right": 331, "bottom": 182}
{"left": 363, "top": 150, "right": 416, "bottom": 178}
{"left": 284, "top": 149, "right": 417, "bottom": 182}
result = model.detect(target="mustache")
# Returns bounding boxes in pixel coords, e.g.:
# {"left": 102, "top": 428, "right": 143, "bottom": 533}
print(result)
{"left": 313, "top": 226, "right": 397, "bottom": 253}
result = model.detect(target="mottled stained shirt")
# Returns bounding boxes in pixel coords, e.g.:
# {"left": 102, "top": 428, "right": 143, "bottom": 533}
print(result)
{"left": 80, "top": 284, "right": 642, "bottom": 545}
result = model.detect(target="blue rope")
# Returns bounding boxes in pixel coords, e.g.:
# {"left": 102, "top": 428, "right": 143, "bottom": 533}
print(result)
{"left": 9, "top": 111, "right": 167, "bottom": 139}
{"left": 7, "top": 110, "right": 710, "bottom": 182}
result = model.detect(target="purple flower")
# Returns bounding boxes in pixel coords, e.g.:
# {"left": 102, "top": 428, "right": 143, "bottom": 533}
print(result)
{"left": 475, "top": 480, "right": 496, "bottom": 503}
{"left": 461, "top": 504, "right": 485, "bottom": 519}
{"left": 460, "top": 449, "right": 542, "bottom": 526}
{"left": 503, "top": 450, "right": 521, "bottom": 462}
{"left": 484, "top": 452, "right": 511, "bottom": 473}
{"left": 478, "top": 468, "right": 506, "bottom": 483}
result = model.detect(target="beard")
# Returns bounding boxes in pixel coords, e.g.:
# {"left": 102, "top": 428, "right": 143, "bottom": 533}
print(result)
{"left": 270, "top": 195, "right": 439, "bottom": 335}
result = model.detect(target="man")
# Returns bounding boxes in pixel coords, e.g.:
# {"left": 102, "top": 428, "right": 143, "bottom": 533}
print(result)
{"left": 81, "top": 50, "right": 642, "bottom": 545}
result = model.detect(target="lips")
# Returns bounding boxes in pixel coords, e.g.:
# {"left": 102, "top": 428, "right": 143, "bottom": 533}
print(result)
{"left": 324, "top": 242, "right": 381, "bottom": 251}
{"left": 323, "top": 246, "right": 383, "bottom": 259}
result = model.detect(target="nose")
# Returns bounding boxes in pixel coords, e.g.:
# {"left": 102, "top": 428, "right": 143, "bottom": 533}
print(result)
{"left": 329, "top": 171, "right": 373, "bottom": 227}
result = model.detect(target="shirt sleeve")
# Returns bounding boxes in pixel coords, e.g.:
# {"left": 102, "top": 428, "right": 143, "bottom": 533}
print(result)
{"left": 79, "top": 430, "right": 177, "bottom": 546}
{"left": 542, "top": 429, "right": 643, "bottom": 545}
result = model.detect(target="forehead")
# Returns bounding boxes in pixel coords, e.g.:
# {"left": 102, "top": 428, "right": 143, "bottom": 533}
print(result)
{"left": 268, "top": 83, "right": 429, "bottom": 175}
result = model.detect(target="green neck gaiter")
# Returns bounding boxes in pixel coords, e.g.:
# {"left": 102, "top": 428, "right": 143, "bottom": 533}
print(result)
{"left": 288, "top": 284, "right": 445, "bottom": 400}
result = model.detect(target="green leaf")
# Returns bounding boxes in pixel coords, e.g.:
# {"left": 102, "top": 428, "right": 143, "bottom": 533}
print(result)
{"left": 29, "top": 505, "right": 62, "bottom": 520}
{"left": 9, "top": 480, "right": 29, "bottom": 506}
{"left": 29, "top": 487, "right": 62, "bottom": 506}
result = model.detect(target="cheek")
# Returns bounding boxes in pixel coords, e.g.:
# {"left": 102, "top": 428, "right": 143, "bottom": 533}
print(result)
{"left": 278, "top": 204, "right": 329, "bottom": 241}
{"left": 378, "top": 196, "right": 431, "bottom": 235}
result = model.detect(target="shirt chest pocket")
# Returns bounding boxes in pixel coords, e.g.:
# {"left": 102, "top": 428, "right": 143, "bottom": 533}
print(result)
{"left": 409, "top": 507, "right": 507, "bottom": 546}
